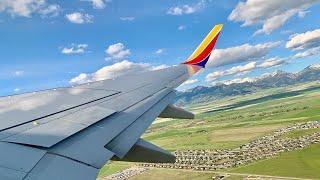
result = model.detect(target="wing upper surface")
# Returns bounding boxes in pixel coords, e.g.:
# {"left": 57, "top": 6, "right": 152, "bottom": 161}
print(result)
{"left": 0, "top": 65, "right": 190, "bottom": 180}
{"left": 0, "top": 24, "right": 223, "bottom": 180}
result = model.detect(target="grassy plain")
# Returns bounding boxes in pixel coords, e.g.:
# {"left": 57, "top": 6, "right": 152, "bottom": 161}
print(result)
{"left": 130, "top": 169, "right": 214, "bottom": 180}
{"left": 230, "top": 144, "right": 320, "bottom": 179}
{"left": 98, "top": 161, "right": 134, "bottom": 177}
{"left": 98, "top": 82, "right": 320, "bottom": 179}
{"left": 281, "top": 128, "right": 319, "bottom": 138}
{"left": 143, "top": 82, "right": 320, "bottom": 151}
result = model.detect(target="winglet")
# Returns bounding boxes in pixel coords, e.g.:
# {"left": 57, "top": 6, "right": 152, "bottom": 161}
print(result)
{"left": 183, "top": 24, "right": 223, "bottom": 68}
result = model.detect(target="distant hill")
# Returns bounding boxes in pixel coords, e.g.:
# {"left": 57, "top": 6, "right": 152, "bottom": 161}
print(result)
{"left": 176, "top": 64, "right": 320, "bottom": 105}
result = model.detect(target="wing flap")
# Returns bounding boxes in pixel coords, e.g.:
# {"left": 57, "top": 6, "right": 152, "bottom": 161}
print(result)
{"left": 47, "top": 89, "right": 172, "bottom": 168}
{"left": 105, "top": 92, "right": 175, "bottom": 158}
{"left": 113, "top": 138, "right": 175, "bottom": 163}
{"left": 159, "top": 104, "right": 194, "bottom": 119}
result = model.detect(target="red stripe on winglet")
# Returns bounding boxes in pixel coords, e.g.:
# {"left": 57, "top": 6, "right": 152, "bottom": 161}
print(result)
{"left": 184, "top": 32, "right": 220, "bottom": 65}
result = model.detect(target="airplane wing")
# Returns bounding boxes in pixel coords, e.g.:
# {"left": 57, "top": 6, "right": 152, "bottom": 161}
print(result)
{"left": 0, "top": 24, "right": 222, "bottom": 180}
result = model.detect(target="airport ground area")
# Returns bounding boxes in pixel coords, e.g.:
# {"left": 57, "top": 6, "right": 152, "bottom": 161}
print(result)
{"left": 98, "top": 82, "right": 320, "bottom": 180}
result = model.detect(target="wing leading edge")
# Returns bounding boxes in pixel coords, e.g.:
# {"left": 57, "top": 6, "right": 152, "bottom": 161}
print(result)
{"left": 0, "top": 24, "right": 222, "bottom": 180}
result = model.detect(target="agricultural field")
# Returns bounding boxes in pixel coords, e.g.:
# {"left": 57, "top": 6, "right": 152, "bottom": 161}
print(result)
{"left": 98, "top": 82, "right": 320, "bottom": 179}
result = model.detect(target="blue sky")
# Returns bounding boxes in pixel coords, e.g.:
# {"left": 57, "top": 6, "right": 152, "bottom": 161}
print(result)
{"left": 1, "top": 0, "right": 320, "bottom": 95}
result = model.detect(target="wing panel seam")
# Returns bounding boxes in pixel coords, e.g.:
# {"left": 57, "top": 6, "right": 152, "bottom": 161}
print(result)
{"left": 0, "top": 91, "right": 121, "bottom": 133}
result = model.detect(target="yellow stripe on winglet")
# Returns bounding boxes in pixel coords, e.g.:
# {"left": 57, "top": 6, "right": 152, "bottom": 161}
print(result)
{"left": 188, "top": 24, "right": 223, "bottom": 60}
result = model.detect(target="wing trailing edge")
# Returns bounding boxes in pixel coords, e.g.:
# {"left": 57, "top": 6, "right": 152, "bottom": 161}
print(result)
{"left": 112, "top": 139, "right": 175, "bottom": 163}
{"left": 159, "top": 104, "right": 194, "bottom": 119}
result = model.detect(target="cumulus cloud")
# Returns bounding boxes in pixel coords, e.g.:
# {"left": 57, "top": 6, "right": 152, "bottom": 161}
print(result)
{"left": 257, "top": 57, "right": 286, "bottom": 68}
{"left": 13, "top": 70, "right": 24, "bottom": 77}
{"left": 182, "top": 79, "right": 198, "bottom": 86}
{"left": 38, "top": 4, "right": 60, "bottom": 17}
{"left": 206, "top": 62, "right": 257, "bottom": 82}
{"left": 206, "top": 56, "right": 287, "bottom": 82}
{"left": 205, "top": 71, "right": 225, "bottom": 82}
{"left": 167, "top": 0, "right": 205, "bottom": 16}
{"left": 226, "top": 62, "right": 257, "bottom": 75}
{"left": 208, "top": 41, "right": 281, "bottom": 67}
{"left": 213, "top": 77, "right": 256, "bottom": 86}
{"left": 61, "top": 44, "right": 88, "bottom": 55}
{"left": 155, "top": 49, "right": 164, "bottom": 54}
{"left": 70, "top": 73, "right": 90, "bottom": 84}
{"left": 292, "top": 47, "right": 320, "bottom": 59}
{"left": 81, "top": 0, "right": 111, "bottom": 9}
{"left": 0, "top": 0, "right": 60, "bottom": 18}
{"left": 285, "top": 28, "right": 320, "bottom": 59}
{"left": 178, "top": 25, "right": 186, "bottom": 30}
{"left": 228, "top": 0, "right": 319, "bottom": 35}
{"left": 298, "top": 10, "right": 310, "bottom": 18}
{"left": 105, "top": 43, "right": 131, "bottom": 60}
{"left": 167, "top": 5, "right": 195, "bottom": 15}
{"left": 151, "top": 64, "right": 169, "bottom": 71}
{"left": 65, "top": 12, "right": 93, "bottom": 24}
{"left": 281, "top": 30, "right": 293, "bottom": 35}
{"left": 286, "top": 28, "right": 320, "bottom": 50}
{"left": 70, "top": 60, "right": 168, "bottom": 84}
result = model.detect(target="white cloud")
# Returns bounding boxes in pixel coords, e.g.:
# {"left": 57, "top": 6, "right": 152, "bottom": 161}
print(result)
{"left": 208, "top": 41, "right": 281, "bottom": 67}
{"left": 65, "top": 12, "right": 93, "bottom": 24}
{"left": 298, "top": 10, "right": 310, "bottom": 18}
{"left": 286, "top": 28, "right": 320, "bottom": 50}
{"left": 178, "top": 25, "right": 186, "bottom": 31}
{"left": 253, "top": 10, "right": 297, "bottom": 36}
{"left": 151, "top": 64, "right": 169, "bottom": 71}
{"left": 205, "top": 57, "right": 289, "bottom": 83}
{"left": 155, "top": 49, "right": 164, "bottom": 54}
{"left": 167, "top": 1, "right": 205, "bottom": 16}
{"left": 257, "top": 57, "right": 286, "bottom": 68}
{"left": 206, "top": 57, "right": 286, "bottom": 83}
{"left": 70, "top": 73, "right": 90, "bottom": 84}
{"left": 205, "top": 71, "right": 225, "bottom": 82}
{"left": 14, "top": 70, "right": 24, "bottom": 77}
{"left": 120, "top": 17, "right": 135, "bottom": 21}
{"left": 14, "top": 88, "right": 20, "bottom": 92}
{"left": 38, "top": 4, "right": 60, "bottom": 17}
{"left": 216, "top": 77, "right": 256, "bottom": 86}
{"left": 225, "top": 62, "right": 257, "bottom": 75}
{"left": 182, "top": 79, "right": 198, "bottom": 86}
{"left": 105, "top": 43, "right": 131, "bottom": 60}
{"left": 0, "top": 0, "right": 60, "bottom": 17}
{"left": 206, "top": 62, "right": 257, "bottom": 82}
{"left": 61, "top": 44, "right": 88, "bottom": 55}
{"left": 292, "top": 47, "right": 320, "bottom": 59}
{"left": 70, "top": 60, "right": 167, "bottom": 84}
{"left": 286, "top": 28, "right": 320, "bottom": 59}
{"left": 228, "top": 0, "right": 319, "bottom": 35}
{"left": 167, "top": 5, "right": 195, "bottom": 15}
{"left": 281, "top": 30, "right": 293, "bottom": 35}
{"left": 82, "top": 0, "right": 111, "bottom": 9}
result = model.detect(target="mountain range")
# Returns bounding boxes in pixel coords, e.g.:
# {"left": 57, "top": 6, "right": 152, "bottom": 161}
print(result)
{"left": 176, "top": 64, "right": 320, "bottom": 106}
